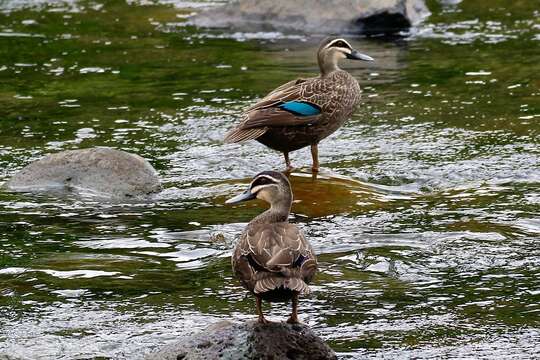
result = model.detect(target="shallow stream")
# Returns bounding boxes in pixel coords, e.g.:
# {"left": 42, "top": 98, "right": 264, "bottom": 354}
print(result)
{"left": 0, "top": 0, "right": 539, "bottom": 358}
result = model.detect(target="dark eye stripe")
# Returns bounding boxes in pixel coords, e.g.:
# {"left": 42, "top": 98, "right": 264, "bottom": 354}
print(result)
{"left": 330, "top": 40, "right": 351, "bottom": 49}
{"left": 252, "top": 176, "right": 277, "bottom": 187}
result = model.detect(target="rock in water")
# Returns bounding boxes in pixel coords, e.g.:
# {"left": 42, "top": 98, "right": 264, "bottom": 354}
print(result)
{"left": 5, "top": 147, "right": 161, "bottom": 199}
{"left": 190, "top": 0, "right": 430, "bottom": 35}
{"left": 147, "top": 321, "right": 337, "bottom": 360}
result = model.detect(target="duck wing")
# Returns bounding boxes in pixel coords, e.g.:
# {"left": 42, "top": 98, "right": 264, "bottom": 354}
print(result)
{"left": 224, "top": 77, "right": 329, "bottom": 143}
{"left": 232, "top": 222, "right": 317, "bottom": 294}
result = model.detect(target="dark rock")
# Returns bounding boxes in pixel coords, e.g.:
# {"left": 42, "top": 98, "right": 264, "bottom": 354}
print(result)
{"left": 190, "top": 0, "right": 430, "bottom": 35}
{"left": 147, "top": 320, "right": 337, "bottom": 360}
{"left": 5, "top": 147, "right": 161, "bottom": 199}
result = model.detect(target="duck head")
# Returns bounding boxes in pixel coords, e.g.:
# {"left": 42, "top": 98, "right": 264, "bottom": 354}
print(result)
{"left": 226, "top": 171, "right": 292, "bottom": 210}
{"left": 317, "top": 37, "right": 374, "bottom": 76}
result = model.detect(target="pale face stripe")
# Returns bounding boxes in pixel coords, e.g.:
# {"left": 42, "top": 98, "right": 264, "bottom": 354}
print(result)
{"left": 255, "top": 174, "right": 280, "bottom": 183}
{"left": 249, "top": 174, "right": 280, "bottom": 194}
{"left": 325, "top": 38, "right": 353, "bottom": 51}
{"left": 251, "top": 183, "right": 278, "bottom": 194}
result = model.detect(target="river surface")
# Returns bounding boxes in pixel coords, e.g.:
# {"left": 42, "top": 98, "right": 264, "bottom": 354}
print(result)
{"left": 0, "top": 0, "right": 539, "bottom": 358}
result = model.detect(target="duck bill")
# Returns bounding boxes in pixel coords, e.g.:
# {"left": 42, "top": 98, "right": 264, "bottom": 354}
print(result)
{"left": 347, "top": 50, "right": 374, "bottom": 61}
{"left": 225, "top": 189, "right": 256, "bottom": 204}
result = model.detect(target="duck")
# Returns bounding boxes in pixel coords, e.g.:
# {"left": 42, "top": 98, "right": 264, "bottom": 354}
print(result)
{"left": 226, "top": 171, "right": 317, "bottom": 323}
{"left": 224, "top": 37, "right": 373, "bottom": 172}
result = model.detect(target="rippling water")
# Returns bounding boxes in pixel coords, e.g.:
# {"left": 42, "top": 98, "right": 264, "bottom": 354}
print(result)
{"left": 0, "top": 0, "right": 539, "bottom": 358}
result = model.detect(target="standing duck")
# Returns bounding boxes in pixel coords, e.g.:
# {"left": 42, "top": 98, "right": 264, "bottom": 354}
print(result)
{"left": 226, "top": 171, "right": 317, "bottom": 323}
{"left": 224, "top": 37, "right": 373, "bottom": 172}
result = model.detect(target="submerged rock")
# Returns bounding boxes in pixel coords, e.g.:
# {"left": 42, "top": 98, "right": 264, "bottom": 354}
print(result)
{"left": 5, "top": 147, "right": 161, "bottom": 199}
{"left": 190, "top": 0, "right": 430, "bottom": 35}
{"left": 147, "top": 320, "right": 337, "bottom": 360}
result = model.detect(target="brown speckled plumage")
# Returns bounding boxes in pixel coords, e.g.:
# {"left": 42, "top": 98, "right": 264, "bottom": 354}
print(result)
{"left": 232, "top": 221, "right": 317, "bottom": 299}
{"left": 224, "top": 37, "right": 372, "bottom": 171}
{"left": 227, "top": 171, "right": 317, "bottom": 323}
{"left": 257, "top": 70, "right": 361, "bottom": 152}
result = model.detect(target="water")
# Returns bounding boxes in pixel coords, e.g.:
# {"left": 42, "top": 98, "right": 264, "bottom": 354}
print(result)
{"left": 0, "top": 0, "right": 539, "bottom": 358}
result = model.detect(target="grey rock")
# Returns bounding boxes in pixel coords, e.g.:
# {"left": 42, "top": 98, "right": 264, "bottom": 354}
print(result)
{"left": 5, "top": 147, "right": 161, "bottom": 199}
{"left": 147, "top": 320, "right": 337, "bottom": 360}
{"left": 190, "top": 0, "right": 430, "bottom": 35}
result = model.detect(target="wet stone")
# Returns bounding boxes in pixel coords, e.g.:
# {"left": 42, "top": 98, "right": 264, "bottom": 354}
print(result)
{"left": 190, "top": 0, "right": 430, "bottom": 35}
{"left": 146, "top": 320, "right": 337, "bottom": 360}
{"left": 5, "top": 147, "right": 162, "bottom": 199}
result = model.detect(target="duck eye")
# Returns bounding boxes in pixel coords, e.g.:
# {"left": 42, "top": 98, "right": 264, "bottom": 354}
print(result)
{"left": 332, "top": 41, "right": 345, "bottom": 48}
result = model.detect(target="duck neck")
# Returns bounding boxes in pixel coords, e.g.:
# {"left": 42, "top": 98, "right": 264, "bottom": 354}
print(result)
{"left": 318, "top": 53, "right": 340, "bottom": 77}
{"left": 251, "top": 194, "right": 292, "bottom": 225}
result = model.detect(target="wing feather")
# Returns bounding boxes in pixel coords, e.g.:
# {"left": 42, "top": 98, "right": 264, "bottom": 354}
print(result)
{"left": 232, "top": 222, "right": 318, "bottom": 294}
{"left": 223, "top": 76, "right": 328, "bottom": 143}
{"left": 241, "top": 107, "right": 320, "bottom": 129}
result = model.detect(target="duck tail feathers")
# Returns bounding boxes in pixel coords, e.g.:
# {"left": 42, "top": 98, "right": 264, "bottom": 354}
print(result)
{"left": 224, "top": 127, "right": 267, "bottom": 143}
{"left": 254, "top": 277, "right": 310, "bottom": 295}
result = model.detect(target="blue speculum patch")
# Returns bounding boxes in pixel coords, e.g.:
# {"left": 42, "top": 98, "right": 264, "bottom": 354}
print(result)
{"left": 278, "top": 101, "right": 321, "bottom": 116}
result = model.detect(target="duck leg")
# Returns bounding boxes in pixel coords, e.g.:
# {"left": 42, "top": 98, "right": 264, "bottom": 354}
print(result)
{"left": 310, "top": 144, "right": 320, "bottom": 172}
{"left": 256, "top": 296, "right": 269, "bottom": 324}
{"left": 286, "top": 292, "right": 299, "bottom": 324}
{"left": 283, "top": 152, "right": 293, "bottom": 172}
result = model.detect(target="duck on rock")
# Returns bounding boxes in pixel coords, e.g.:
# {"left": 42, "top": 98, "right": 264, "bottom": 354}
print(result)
{"left": 226, "top": 171, "right": 317, "bottom": 323}
{"left": 224, "top": 37, "right": 374, "bottom": 172}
